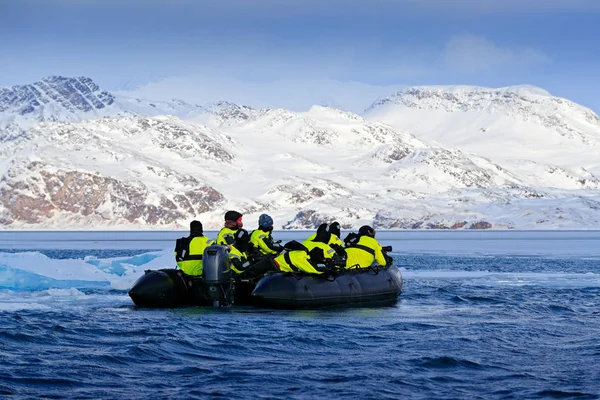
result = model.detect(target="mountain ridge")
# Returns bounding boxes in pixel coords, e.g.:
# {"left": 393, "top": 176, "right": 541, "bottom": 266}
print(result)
{"left": 1, "top": 76, "right": 600, "bottom": 229}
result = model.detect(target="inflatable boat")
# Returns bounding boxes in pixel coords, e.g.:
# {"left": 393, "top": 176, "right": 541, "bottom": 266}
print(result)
{"left": 128, "top": 245, "right": 403, "bottom": 309}
{"left": 251, "top": 265, "right": 402, "bottom": 309}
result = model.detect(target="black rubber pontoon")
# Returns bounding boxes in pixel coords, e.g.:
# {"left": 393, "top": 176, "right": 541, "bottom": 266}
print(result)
{"left": 250, "top": 265, "right": 403, "bottom": 309}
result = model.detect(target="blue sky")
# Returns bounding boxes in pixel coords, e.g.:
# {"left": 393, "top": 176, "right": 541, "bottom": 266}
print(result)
{"left": 1, "top": 0, "right": 599, "bottom": 112}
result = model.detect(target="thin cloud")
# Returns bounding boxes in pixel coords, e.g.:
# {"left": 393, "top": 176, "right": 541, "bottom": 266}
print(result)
{"left": 441, "top": 35, "right": 551, "bottom": 74}
{"left": 427, "top": 0, "right": 600, "bottom": 13}
{"left": 121, "top": 75, "right": 405, "bottom": 113}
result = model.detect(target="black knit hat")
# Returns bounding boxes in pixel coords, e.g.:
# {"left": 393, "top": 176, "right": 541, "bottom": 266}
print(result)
{"left": 314, "top": 223, "right": 330, "bottom": 243}
{"left": 224, "top": 210, "right": 243, "bottom": 222}
{"left": 358, "top": 225, "right": 375, "bottom": 238}
{"left": 190, "top": 220, "right": 203, "bottom": 234}
{"left": 329, "top": 221, "right": 341, "bottom": 238}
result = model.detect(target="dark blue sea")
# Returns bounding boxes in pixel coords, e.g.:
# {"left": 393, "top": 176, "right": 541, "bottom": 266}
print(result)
{"left": 1, "top": 230, "right": 599, "bottom": 399}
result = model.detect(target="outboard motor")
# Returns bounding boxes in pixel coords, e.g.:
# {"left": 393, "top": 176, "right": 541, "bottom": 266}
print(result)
{"left": 202, "top": 245, "right": 234, "bottom": 307}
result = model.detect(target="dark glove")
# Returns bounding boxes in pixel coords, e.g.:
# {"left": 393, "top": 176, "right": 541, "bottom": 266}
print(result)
{"left": 332, "top": 254, "right": 345, "bottom": 267}
{"left": 326, "top": 263, "right": 340, "bottom": 278}
{"left": 324, "top": 260, "right": 337, "bottom": 272}
{"left": 331, "top": 244, "right": 346, "bottom": 257}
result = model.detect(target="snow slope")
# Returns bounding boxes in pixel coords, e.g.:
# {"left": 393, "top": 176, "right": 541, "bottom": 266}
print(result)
{"left": 364, "top": 85, "right": 600, "bottom": 176}
{"left": 1, "top": 77, "right": 600, "bottom": 229}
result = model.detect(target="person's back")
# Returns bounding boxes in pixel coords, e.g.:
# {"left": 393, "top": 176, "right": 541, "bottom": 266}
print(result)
{"left": 174, "top": 220, "right": 214, "bottom": 276}
{"left": 229, "top": 228, "right": 251, "bottom": 274}
{"left": 274, "top": 243, "right": 327, "bottom": 275}
{"left": 305, "top": 221, "right": 345, "bottom": 257}
{"left": 344, "top": 225, "right": 387, "bottom": 269}
{"left": 304, "top": 223, "right": 343, "bottom": 246}
{"left": 303, "top": 223, "right": 337, "bottom": 260}
{"left": 303, "top": 240, "right": 337, "bottom": 260}
{"left": 327, "top": 221, "right": 345, "bottom": 253}
{"left": 305, "top": 233, "right": 342, "bottom": 246}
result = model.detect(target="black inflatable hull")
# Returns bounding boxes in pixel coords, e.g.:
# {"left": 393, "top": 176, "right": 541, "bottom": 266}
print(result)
{"left": 129, "top": 266, "right": 403, "bottom": 309}
{"left": 128, "top": 269, "right": 257, "bottom": 308}
{"left": 128, "top": 269, "right": 204, "bottom": 307}
{"left": 251, "top": 265, "right": 403, "bottom": 309}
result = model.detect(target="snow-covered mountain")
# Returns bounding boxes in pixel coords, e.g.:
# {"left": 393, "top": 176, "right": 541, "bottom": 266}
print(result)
{"left": 1, "top": 77, "right": 600, "bottom": 230}
{"left": 364, "top": 85, "right": 600, "bottom": 179}
{"left": 0, "top": 76, "right": 203, "bottom": 138}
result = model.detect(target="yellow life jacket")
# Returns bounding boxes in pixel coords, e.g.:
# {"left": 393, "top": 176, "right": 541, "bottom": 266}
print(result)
{"left": 345, "top": 236, "right": 387, "bottom": 269}
{"left": 174, "top": 235, "right": 215, "bottom": 276}
{"left": 227, "top": 244, "right": 248, "bottom": 274}
{"left": 217, "top": 227, "right": 237, "bottom": 246}
{"left": 274, "top": 250, "right": 323, "bottom": 275}
{"left": 305, "top": 232, "right": 343, "bottom": 248}
{"left": 250, "top": 229, "right": 278, "bottom": 255}
{"left": 302, "top": 239, "right": 337, "bottom": 259}
{"left": 217, "top": 227, "right": 250, "bottom": 274}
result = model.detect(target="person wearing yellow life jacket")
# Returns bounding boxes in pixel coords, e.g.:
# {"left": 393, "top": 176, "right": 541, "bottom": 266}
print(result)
{"left": 228, "top": 228, "right": 251, "bottom": 275}
{"left": 216, "top": 211, "right": 250, "bottom": 274}
{"left": 250, "top": 214, "right": 283, "bottom": 259}
{"left": 174, "top": 220, "right": 215, "bottom": 276}
{"left": 328, "top": 221, "right": 342, "bottom": 239}
{"left": 344, "top": 225, "right": 388, "bottom": 269}
{"left": 304, "top": 221, "right": 346, "bottom": 258}
{"left": 273, "top": 242, "right": 328, "bottom": 275}
{"left": 217, "top": 210, "right": 243, "bottom": 247}
{"left": 302, "top": 223, "right": 339, "bottom": 262}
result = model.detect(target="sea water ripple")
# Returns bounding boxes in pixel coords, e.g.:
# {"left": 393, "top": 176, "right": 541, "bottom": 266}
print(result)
{"left": 0, "top": 231, "right": 599, "bottom": 399}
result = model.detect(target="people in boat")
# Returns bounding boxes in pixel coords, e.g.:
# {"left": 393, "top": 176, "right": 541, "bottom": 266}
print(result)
{"left": 273, "top": 241, "right": 330, "bottom": 275}
{"left": 302, "top": 223, "right": 342, "bottom": 265}
{"left": 229, "top": 226, "right": 279, "bottom": 279}
{"left": 328, "top": 221, "right": 342, "bottom": 243}
{"left": 344, "top": 225, "right": 389, "bottom": 269}
{"left": 228, "top": 228, "right": 252, "bottom": 275}
{"left": 217, "top": 210, "right": 250, "bottom": 274}
{"left": 217, "top": 211, "right": 280, "bottom": 279}
{"left": 304, "top": 221, "right": 346, "bottom": 258}
{"left": 326, "top": 221, "right": 347, "bottom": 258}
{"left": 217, "top": 210, "right": 244, "bottom": 247}
{"left": 249, "top": 213, "right": 283, "bottom": 260}
{"left": 174, "top": 220, "right": 215, "bottom": 276}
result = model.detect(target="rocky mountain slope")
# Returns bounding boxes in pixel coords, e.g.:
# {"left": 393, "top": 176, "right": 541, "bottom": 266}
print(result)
{"left": 0, "top": 76, "right": 202, "bottom": 138}
{"left": 1, "top": 77, "right": 600, "bottom": 230}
